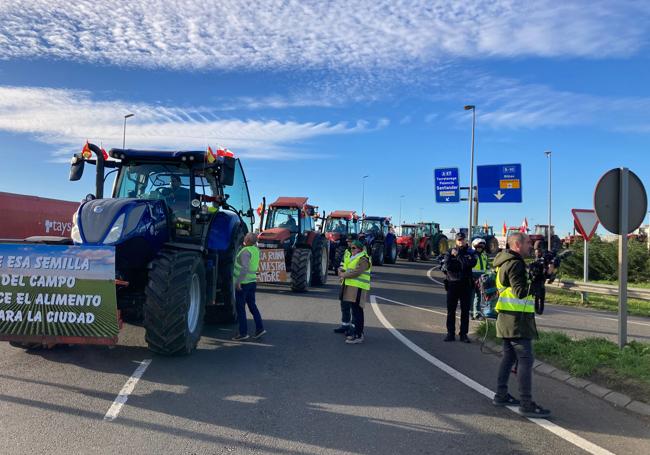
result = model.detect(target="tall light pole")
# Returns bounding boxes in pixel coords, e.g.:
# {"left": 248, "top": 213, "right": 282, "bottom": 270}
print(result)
{"left": 545, "top": 150, "right": 552, "bottom": 251}
{"left": 464, "top": 105, "right": 476, "bottom": 237}
{"left": 361, "top": 175, "right": 369, "bottom": 215}
{"left": 398, "top": 195, "right": 405, "bottom": 235}
{"left": 122, "top": 113, "right": 135, "bottom": 149}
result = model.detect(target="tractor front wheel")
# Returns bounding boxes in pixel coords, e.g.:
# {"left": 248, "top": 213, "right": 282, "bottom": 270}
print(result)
{"left": 291, "top": 248, "right": 312, "bottom": 292}
{"left": 311, "top": 237, "right": 328, "bottom": 286}
{"left": 332, "top": 245, "right": 347, "bottom": 272}
{"left": 385, "top": 241, "right": 397, "bottom": 264}
{"left": 144, "top": 249, "right": 206, "bottom": 355}
{"left": 371, "top": 242, "right": 385, "bottom": 266}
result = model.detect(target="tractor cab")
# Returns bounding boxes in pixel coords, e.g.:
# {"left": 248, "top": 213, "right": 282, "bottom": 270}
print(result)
{"left": 359, "top": 216, "right": 397, "bottom": 265}
{"left": 323, "top": 210, "right": 359, "bottom": 271}
{"left": 534, "top": 224, "right": 555, "bottom": 237}
{"left": 261, "top": 197, "right": 317, "bottom": 243}
{"left": 472, "top": 225, "right": 494, "bottom": 237}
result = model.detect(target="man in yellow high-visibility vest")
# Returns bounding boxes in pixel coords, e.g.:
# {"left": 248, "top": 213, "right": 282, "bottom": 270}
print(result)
{"left": 471, "top": 238, "right": 489, "bottom": 319}
{"left": 492, "top": 231, "right": 551, "bottom": 418}
{"left": 333, "top": 237, "right": 355, "bottom": 335}
{"left": 338, "top": 240, "right": 371, "bottom": 344}
{"left": 232, "top": 233, "right": 265, "bottom": 341}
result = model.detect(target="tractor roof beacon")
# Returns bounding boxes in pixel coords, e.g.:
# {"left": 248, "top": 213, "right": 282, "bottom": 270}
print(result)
{"left": 64, "top": 143, "right": 254, "bottom": 355}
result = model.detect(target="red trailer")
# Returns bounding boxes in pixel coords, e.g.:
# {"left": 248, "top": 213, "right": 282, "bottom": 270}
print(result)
{"left": 0, "top": 191, "right": 79, "bottom": 239}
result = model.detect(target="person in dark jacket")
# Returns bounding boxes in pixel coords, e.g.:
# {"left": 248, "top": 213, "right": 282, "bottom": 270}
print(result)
{"left": 441, "top": 232, "right": 477, "bottom": 342}
{"left": 492, "top": 231, "right": 551, "bottom": 418}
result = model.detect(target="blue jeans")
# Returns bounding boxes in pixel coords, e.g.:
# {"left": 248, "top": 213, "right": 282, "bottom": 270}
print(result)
{"left": 236, "top": 282, "right": 264, "bottom": 336}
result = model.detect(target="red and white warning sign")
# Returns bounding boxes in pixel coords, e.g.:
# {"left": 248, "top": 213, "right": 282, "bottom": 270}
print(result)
{"left": 571, "top": 209, "right": 599, "bottom": 241}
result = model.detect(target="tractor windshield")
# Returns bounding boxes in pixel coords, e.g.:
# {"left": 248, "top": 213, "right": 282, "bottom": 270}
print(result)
{"left": 361, "top": 220, "right": 382, "bottom": 234}
{"left": 402, "top": 226, "right": 418, "bottom": 236}
{"left": 266, "top": 208, "right": 300, "bottom": 233}
{"left": 325, "top": 218, "right": 356, "bottom": 234}
{"left": 115, "top": 163, "right": 192, "bottom": 220}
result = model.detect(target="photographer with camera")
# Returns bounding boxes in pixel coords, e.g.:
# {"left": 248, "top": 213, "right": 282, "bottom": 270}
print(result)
{"left": 441, "top": 232, "right": 477, "bottom": 343}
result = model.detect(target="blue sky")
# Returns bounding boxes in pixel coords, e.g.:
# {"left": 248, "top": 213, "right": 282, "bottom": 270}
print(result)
{"left": 0, "top": 1, "right": 649, "bottom": 236}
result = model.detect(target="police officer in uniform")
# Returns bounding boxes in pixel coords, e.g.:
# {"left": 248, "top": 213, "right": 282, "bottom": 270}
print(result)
{"left": 441, "top": 232, "right": 477, "bottom": 342}
{"left": 492, "top": 231, "right": 551, "bottom": 417}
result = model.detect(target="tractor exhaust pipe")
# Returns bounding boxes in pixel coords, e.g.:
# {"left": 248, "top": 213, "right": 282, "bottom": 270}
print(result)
{"left": 87, "top": 143, "right": 106, "bottom": 199}
{"left": 258, "top": 197, "right": 266, "bottom": 232}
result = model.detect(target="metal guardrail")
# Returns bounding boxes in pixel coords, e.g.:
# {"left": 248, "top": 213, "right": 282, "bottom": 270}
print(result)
{"left": 549, "top": 279, "right": 650, "bottom": 301}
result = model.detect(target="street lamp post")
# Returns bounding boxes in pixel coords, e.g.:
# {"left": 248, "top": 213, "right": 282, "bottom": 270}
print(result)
{"left": 464, "top": 105, "right": 476, "bottom": 238}
{"left": 398, "top": 195, "right": 405, "bottom": 235}
{"left": 122, "top": 113, "right": 135, "bottom": 149}
{"left": 545, "top": 150, "right": 552, "bottom": 251}
{"left": 361, "top": 175, "right": 369, "bottom": 215}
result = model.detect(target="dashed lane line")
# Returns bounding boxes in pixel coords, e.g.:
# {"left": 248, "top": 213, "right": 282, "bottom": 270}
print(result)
{"left": 370, "top": 295, "right": 615, "bottom": 455}
{"left": 104, "top": 359, "right": 152, "bottom": 422}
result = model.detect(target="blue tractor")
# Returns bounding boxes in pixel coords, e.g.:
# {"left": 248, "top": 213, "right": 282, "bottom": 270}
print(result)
{"left": 68, "top": 143, "right": 254, "bottom": 355}
{"left": 358, "top": 216, "right": 397, "bottom": 265}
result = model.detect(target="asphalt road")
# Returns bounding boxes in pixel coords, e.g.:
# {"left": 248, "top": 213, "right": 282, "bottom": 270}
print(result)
{"left": 0, "top": 259, "right": 648, "bottom": 455}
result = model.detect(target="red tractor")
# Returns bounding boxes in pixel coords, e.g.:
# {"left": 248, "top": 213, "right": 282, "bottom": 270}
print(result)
{"left": 322, "top": 210, "right": 359, "bottom": 272}
{"left": 257, "top": 197, "right": 328, "bottom": 292}
{"left": 529, "top": 224, "right": 562, "bottom": 251}
{"left": 397, "top": 224, "right": 424, "bottom": 261}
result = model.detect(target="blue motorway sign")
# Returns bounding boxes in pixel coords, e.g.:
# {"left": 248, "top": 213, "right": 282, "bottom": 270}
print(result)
{"left": 434, "top": 167, "right": 460, "bottom": 203}
{"left": 477, "top": 164, "right": 522, "bottom": 203}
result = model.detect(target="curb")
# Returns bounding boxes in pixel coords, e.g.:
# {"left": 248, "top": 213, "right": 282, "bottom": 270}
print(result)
{"left": 479, "top": 337, "right": 650, "bottom": 418}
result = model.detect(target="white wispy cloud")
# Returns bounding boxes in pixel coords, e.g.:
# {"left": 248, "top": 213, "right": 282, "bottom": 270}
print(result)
{"left": 0, "top": 86, "right": 377, "bottom": 160}
{"left": 0, "top": 1, "right": 646, "bottom": 72}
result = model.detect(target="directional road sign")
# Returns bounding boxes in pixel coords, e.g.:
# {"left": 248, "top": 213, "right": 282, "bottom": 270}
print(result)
{"left": 434, "top": 167, "right": 460, "bottom": 203}
{"left": 571, "top": 209, "right": 599, "bottom": 241}
{"left": 477, "top": 164, "right": 522, "bottom": 203}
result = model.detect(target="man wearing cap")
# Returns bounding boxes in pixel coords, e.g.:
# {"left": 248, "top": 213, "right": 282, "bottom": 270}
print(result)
{"left": 471, "top": 238, "right": 490, "bottom": 319}
{"left": 232, "top": 233, "right": 266, "bottom": 341}
{"left": 441, "top": 232, "right": 477, "bottom": 342}
{"left": 333, "top": 237, "right": 355, "bottom": 335}
{"left": 338, "top": 240, "right": 371, "bottom": 344}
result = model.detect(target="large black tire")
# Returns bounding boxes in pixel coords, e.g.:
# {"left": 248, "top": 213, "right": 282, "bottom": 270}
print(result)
{"left": 144, "top": 249, "right": 206, "bottom": 355}
{"left": 291, "top": 248, "right": 312, "bottom": 292}
{"left": 371, "top": 242, "right": 385, "bottom": 266}
{"left": 420, "top": 242, "right": 432, "bottom": 261}
{"left": 551, "top": 236, "right": 562, "bottom": 252}
{"left": 436, "top": 235, "right": 449, "bottom": 255}
{"left": 311, "top": 236, "right": 329, "bottom": 286}
{"left": 385, "top": 241, "right": 397, "bottom": 264}
{"left": 332, "top": 245, "right": 347, "bottom": 272}
{"left": 205, "top": 226, "right": 244, "bottom": 324}
{"left": 487, "top": 237, "right": 500, "bottom": 255}
{"left": 398, "top": 245, "right": 409, "bottom": 259}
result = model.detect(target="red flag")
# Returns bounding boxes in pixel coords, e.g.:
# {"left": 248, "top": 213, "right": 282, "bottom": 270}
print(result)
{"left": 256, "top": 202, "right": 264, "bottom": 216}
{"left": 522, "top": 217, "right": 529, "bottom": 232}
{"left": 216, "top": 147, "right": 226, "bottom": 157}
{"left": 223, "top": 148, "right": 234, "bottom": 157}
{"left": 81, "top": 141, "right": 92, "bottom": 159}
{"left": 502, "top": 222, "right": 507, "bottom": 237}
{"left": 100, "top": 146, "right": 108, "bottom": 160}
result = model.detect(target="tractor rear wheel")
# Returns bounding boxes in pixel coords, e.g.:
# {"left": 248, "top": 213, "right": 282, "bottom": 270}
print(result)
{"left": 144, "top": 249, "right": 205, "bottom": 355}
{"left": 205, "top": 225, "right": 243, "bottom": 324}
{"left": 311, "top": 236, "right": 328, "bottom": 286}
{"left": 420, "top": 242, "right": 432, "bottom": 260}
{"left": 332, "top": 245, "right": 347, "bottom": 272}
{"left": 436, "top": 236, "right": 449, "bottom": 255}
{"left": 398, "top": 245, "right": 408, "bottom": 259}
{"left": 385, "top": 241, "right": 397, "bottom": 264}
{"left": 371, "top": 242, "right": 385, "bottom": 265}
{"left": 291, "top": 248, "right": 312, "bottom": 292}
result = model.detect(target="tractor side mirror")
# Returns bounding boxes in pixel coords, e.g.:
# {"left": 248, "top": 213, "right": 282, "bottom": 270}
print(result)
{"left": 69, "top": 154, "right": 85, "bottom": 181}
{"left": 244, "top": 208, "right": 254, "bottom": 218}
{"left": 220, "top": 156, "right": 236, "bottom": 186}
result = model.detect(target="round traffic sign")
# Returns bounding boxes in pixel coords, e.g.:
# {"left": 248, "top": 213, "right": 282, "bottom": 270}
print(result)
{"left": 594, "top": 168, "right": 647, "bottom": 235}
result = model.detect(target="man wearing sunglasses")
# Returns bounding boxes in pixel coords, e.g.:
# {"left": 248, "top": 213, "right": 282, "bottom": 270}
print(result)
{"left": 338, "top": 240, "right": 372, "bottom": 344}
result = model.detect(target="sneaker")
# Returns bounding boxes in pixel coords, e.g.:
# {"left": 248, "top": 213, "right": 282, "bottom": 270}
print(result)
{"left": 492, "top": 393, "right": 521, "bottom": 407}
{"left": 459, "top": 335, "right": 471, "bottom": 343}
{"left": 333, "top": 325, "right": 350, "bottom": 334}
{"left": 443, "top": 334, "right": 455, "bottom": 342}
{"left": 252, "top": 329, "right": 267, "bottom": 339}
{"left": 345, "top": 335, "right": 364, "bottom": 344}
{"left": 231, "top": 334, "right": 250, "bottom": 341}
{"left": 345, "top": 334, "right": 356, "bottom": 341}
{"left": 518, "top": 402, "right": 551, "bottom": 418}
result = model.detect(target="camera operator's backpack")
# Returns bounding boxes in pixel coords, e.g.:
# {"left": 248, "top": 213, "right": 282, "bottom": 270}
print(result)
{"left": 478, "top": 272, "right": 498, "bottom": 319}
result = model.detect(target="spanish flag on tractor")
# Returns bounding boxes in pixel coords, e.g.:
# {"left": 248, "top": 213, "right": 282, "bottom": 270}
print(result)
{"left": 206, "top": 146, "right": 217, "bottom": 163}
{"left": 81, "top": 141, "right": 92, "bottom": 159}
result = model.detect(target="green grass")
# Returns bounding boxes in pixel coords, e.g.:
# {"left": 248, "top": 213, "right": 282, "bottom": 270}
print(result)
{"left": 477, "top": 322, "right": 650, "bottom": 403}
{"left": 545, "top": 287, "right": 650, "bottom": 317}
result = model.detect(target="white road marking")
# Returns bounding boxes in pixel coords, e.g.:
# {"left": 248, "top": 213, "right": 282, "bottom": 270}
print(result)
{"left": 104, "top": 359, "right": 152, "bottom": 422}
{"left": 376, "top": 295, "right": 448, "bottom": 317}
{"left": 370, "top": 295, "right": 615, "bottom": 455}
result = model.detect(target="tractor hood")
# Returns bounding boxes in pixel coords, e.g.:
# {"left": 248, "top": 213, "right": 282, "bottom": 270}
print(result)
{"left": 74, "top": 198, "right": 168, "bottom": 245}
{"left": 396, "top": 235, "right": 414, "bottom": 246}
{"left": 258, "top": 227, "right": 291, "bottom": 243}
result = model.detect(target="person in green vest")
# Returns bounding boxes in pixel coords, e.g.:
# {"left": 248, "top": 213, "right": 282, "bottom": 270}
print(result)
{"left": 333, "top": 237, "right": 355, "bottom": 335}
{"left": 470, "top": 238, "right": 489, "bottom": 319}
{"left": 338, "top": 240, "right": 371, "bottom": 344}
{"left": 232, "top": 232, "right": 266, "bottom": 341}
{"left": 492, "top": 231, "right": 551, "bottom": 418}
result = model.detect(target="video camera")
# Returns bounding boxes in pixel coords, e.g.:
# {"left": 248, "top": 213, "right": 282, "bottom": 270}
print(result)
{"left": 529, "top": 249, "right": 572, "bottom": 284}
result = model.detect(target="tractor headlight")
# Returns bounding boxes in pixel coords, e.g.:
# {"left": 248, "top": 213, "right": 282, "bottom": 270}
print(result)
{"left": 103, "top": 213, "right": 126, "bottom": 244}
{"left": 71, "top": 211, "right": 82, "bottom": 243}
